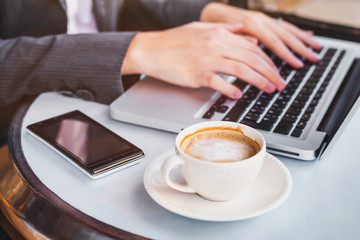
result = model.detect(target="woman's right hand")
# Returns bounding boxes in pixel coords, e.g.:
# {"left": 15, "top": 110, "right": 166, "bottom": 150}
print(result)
{"left": 122, "top": 22, "right": 285, "bottom": 99}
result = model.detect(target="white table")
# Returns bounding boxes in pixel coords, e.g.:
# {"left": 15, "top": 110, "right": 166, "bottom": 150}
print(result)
{"left": 21, "top": 92, "right": 360, "bottom": 240}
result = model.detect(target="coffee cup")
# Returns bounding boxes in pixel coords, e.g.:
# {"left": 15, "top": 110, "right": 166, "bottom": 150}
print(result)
{"left": 161, "top": 121, "right": 266, "bottom": 202}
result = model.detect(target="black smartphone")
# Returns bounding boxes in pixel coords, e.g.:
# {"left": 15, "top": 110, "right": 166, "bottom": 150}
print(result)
{"left": 27, "top": 110, "right": 145, "bottom": 179}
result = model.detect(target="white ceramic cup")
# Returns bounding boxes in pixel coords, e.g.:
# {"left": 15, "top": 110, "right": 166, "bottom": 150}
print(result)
{"left": 161, "top": 121, "right": 266, "bottom": 202}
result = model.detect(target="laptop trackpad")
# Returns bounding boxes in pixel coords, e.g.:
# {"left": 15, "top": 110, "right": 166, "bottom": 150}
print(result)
{"left": 110, "top": 77, "right": 215, "bottom": 127}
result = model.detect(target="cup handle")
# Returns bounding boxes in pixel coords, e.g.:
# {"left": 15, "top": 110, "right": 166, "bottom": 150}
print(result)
{"left": 161, "top": 154, "right": 195, "bottom": 193}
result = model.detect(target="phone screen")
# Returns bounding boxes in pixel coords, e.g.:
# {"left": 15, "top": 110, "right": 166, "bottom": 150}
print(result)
{"left": 27, "top": 110, "right": 144, "bottom": 177}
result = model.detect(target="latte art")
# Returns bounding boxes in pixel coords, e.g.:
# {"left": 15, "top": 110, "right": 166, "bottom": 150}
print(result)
{"left": 180, "top": 128, "right": 260, "bottom": 162}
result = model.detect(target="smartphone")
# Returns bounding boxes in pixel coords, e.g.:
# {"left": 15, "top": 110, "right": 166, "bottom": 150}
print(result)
{"left": 27, "top": 110, "right": 145, "bottom": 179}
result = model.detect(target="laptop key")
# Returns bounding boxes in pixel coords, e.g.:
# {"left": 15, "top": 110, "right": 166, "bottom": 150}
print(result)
{"left": 286, "top": 107, "right": 302, "bottom": 116}
{"left": 216, "top": 105, "right": 229, "bottom": 113}
{"left": 256, "top": 121, "right": 274, "bottom": 131}
{"left": 250, "top": 105, "right": 265, "bottom": 114}
{"left": 282, "top": 113, "right": 298, "bottom": 123}
{"left": 274, "top": 121, "right": 293, "bottom": 135}
{"left": 240, "top": 119, "right": 257, "bottom": 128}
{"left": 299, "top": 87, "right": 313, "bottom": 95}
{"left": 244, "top": 112, "right": 260, "bottom": 122}
{"left": 203, "top": 95, "right": 228, "bottom": 119}
{"left": 295, "top": 93, "right": 310, "bottom": 102}
{"left": 223, "top": 102, "right": 248, "bottom": 122}
{"left": 273, "top": 100, "right": 288, "bottom": 108}
{"left": 296, "top": 121, "right": 307, "bottom": 129}
{"left": 294, "top": 68, "right": 308, "bottom": 78}
{"left": 313, "top": 92, "right": 323, "bottom": 99}
{"left": 273, "top": 56, "right": 283, "bottom": 68}
{"left": 304, "top": 81, "right": 317, "bottom": 89}
{"left": 305, "top": 106, "right": 315, "bottom": 114}
{"left": 317, "top": 85, "right": 327, "bottom": 94}
{"left": 216, "top": 95, "right": 228, "bottom": 105}
{"left": 280, "top": 63, "right": 293, "bottom": 72}
{"left": 312, "top": 68, "right": 325, "bottom": 78}
{"left": 240, "top": 120, "right": 273, "bottom": 131}
{"left": 203, "top": 109, "right": 215, "bottom": 119}
{"left": 277, "top": 93, "right": 292, "bottom": 102}
{"left": 301, "top": 113, "right": 311, "bottom": 121}
{"left": 243, "top": 91, "right": 257, "bottom": 101}
{"left": 255, "top": 99, "right": 270, "bottom": 108}
{"left": 309, "top": 99, "right": 319, "bottom": 106}
{"left": 281, "top": 86, "right": 296, "bottom": 95}
{"left": 285, "top": 79, "right": 300, "bottom": 89}
{"left": 267, "top": 107, "right": 283, "bottom": 116}
{"left": 247, "top": 86, "right": 261, "bottom": 95}
{"left": 291, "top": 99, "right": 306, "bottom": 108}
{"left": 262, "top": 114, "right": 278, "bottom": 123}
{"left": 308, "top": 75, "right": 320, "bottom": 83}
{"left": 291, "top": 128, "right": 303, "bottom": 137}
{"left": 262, "top": 48, "right": 273, "bottom": 57}
{"left": 260, "top": 92, "right": 276, "bottom": 101}
{"left": 233, "top": 79, "right": 248, "bottom": 90}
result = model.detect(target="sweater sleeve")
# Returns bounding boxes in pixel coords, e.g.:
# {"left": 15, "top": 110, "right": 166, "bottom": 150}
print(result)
{"left": 0, "top": 31, "right": 137, "bottom": 106}
{"left": 118, "top": 0, "right": 214, "bottom": 31}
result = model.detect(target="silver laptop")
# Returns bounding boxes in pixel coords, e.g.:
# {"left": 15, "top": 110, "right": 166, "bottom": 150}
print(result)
{"left": 110, "top": 36, "right": 360, "bottom": 160}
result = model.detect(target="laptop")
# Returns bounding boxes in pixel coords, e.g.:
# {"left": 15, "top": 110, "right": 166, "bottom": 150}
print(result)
{"left": 110, "top": 35, "right": 360, "bottom": 160}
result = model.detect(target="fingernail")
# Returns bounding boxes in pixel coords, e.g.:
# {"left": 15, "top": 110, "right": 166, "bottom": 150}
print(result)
{"left": 276, "top": 77, "right": 286, "bottom": 90}
{"left": 314, "top": 41, "right": 322, "bottom": 49}
{"left": 265, "top": 82, "right": 276, "bottom": 93}
{"left": 233, "top": 89, "right": 243, "bottom": 99}
{"left": 311, "top": 51, "right": 320, "bottom": 61}
{"left": 294, "top": 58, "right": 304, "bottom": 68}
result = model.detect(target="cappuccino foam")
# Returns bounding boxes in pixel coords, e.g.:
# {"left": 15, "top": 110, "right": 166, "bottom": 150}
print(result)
{"left": 180, "top": 128, "right": 259, "bottom": 162}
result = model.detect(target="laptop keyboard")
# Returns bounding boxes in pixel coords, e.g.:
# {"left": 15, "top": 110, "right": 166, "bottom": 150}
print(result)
{"left": 202, "top": 47, "right": 346, "bottom": 138}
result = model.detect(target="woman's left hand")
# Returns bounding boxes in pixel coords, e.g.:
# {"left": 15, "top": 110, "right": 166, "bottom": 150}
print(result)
{"left": 201, "top": 2, "right": 323, "bottom": 68}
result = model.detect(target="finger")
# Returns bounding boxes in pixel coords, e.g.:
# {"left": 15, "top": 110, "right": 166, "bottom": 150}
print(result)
{"left": 244, "top": 35, "right": 258, "bottom": 45}
{"left": 224, "top": 23, "right": 244, "bottom": 33}
{"left": 223, "top": 32, "right": 277, "bottom": 69}
{"left": 203, "top": 23, "right": 277, "bottom": 70}
{"left": 272, "top": 24, "right": 321, "bottom": 62}
{"left": 255, "top": 26, "right": 304, "bottom": 68}
{"left": 195, "top": 22, "right": 244, "bottom": 32}
{"left": 222, "top": 46, "right": 285, "bottom": 90}
{"left": 204, "top": 73, "right": 243, "bottom": 99}
{"left": 281, "top": 21, "right": 322, "bottom": 50}
{"left": 255, "top": 45, "right": 277, "bottom": 70}
{"left": 187, "top": 21, "right": 243, "bottom": 33}
{"left": 217, "top": 59, "right": 277, "bottom": 94}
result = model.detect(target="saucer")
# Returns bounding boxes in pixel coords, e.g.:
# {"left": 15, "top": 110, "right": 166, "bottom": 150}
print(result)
{"left": 143, "top": 148, "right": 292, "bottom": 222}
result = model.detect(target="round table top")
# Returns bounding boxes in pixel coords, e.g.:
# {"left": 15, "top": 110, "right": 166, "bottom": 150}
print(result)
{"left": 4, "top": 91, "right": 360, "bottom": 240}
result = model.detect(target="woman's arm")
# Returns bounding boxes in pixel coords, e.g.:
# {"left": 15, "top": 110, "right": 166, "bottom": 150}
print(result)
{"left": 0, "top": 32, "right": 136, "bottom": 107}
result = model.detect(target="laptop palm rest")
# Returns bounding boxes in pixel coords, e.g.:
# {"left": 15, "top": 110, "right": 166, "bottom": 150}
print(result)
{"left": 110, "top": 77, "right": 215, "bottom": 132}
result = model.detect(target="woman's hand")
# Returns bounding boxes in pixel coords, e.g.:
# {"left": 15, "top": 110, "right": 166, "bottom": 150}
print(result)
{"left": 201, "top": 2, "right": 322, "bottom": 68}
{"left": 122, "top": 22, "right": 285, "bottom": 99}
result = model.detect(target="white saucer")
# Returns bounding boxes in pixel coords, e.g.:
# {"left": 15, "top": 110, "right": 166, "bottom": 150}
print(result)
{"left": 143, "top": 148, "right": 292, "bottom": 222}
